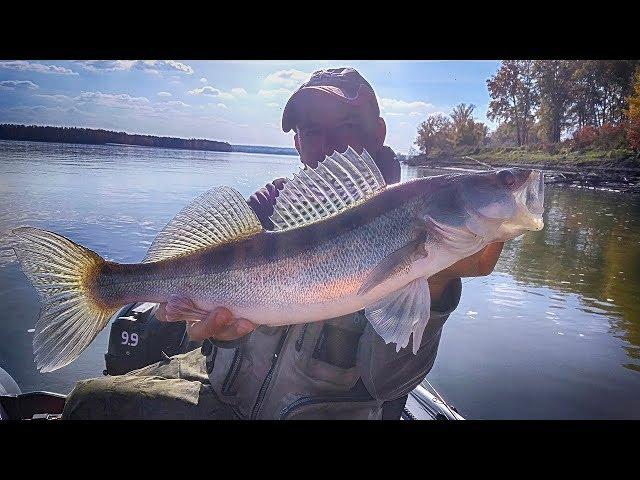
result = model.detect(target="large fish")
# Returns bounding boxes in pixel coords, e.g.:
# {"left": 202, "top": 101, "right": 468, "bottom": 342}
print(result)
{"left": 7, "top": 147, "right": 544, "bottom": 372}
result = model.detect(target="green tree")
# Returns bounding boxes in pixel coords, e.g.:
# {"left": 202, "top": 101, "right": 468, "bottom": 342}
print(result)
{"left": 450, "top": 103, "right": 475, "bottom": 146}
{"left": 533, "top": 60, "right": 574, "bottom": 143}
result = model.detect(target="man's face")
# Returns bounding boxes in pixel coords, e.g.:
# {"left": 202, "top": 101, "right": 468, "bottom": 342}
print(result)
{"left": 292, "top": 90, "right": 385, "bottom": 169}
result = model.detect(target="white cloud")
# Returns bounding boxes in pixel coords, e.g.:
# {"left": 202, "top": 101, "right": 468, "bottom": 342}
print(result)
{"left": 74, "top": 60, "right": 194, "bottom": 75}
{"left": 230, "top": 88, "right": 247, "bottom": 98}
{"left": 258, "top": 88, "right": 291, "bottom": 99}
{"left": 157, "top": 101, "right": 190, "bottom": 108}
{"left": 187, "top": 85, "right": 246, "bottom": 101}
{"left": 216, "top": 103, "right": 229, "bottom": 110}
{"left": 74, "top": 91, "right": 152, "bottom": 112}
{"left": 163, "top": 60, "right": 194, "bottom": 74}
{"left": 379, "top": 97, "right": 433, "bottom": 114}
{"left": 200, "top": 77, "right": 208, "bottom": 83}
{"left": 157, "top": 91, "right": 172, "bottom": 97}
{"left": 264, "top": 69, "right": 311, "bottom": 88}
{"left": 17, "top": 91, "right": 193, "bottom": 121}
{"left": 0, "top": 61, "right": 78, "bottom": 75}
{"left": 188, "top": 86, "right": 233, "bottom": 99}
{"left": 266, "top": 102, "right": 280, "bottom": 108}
{"left": 35, "top": 94, "right": 73, "bottom": 102}
{"left": 0, "top": 80, "right": 39, "bottom": 90}
{"left": 409, "top": 111, "right": 423, "bottom": 117}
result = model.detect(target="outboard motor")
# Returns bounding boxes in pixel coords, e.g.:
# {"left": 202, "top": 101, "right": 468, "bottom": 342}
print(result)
{"left": 104, "top": 302, "right": 201, "bottom": 376}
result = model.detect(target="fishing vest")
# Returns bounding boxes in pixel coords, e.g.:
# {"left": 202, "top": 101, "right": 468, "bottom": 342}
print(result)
{"left": 202, "top": 277, "right": 462, "bottom": 420}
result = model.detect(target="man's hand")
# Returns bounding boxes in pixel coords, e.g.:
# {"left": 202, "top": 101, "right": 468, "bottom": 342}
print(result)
{"left": 427, "top": 242, "right": 505, "bottom": 302}
{"left": 247, "top": 178, "right": 287, "bottom": 228}
{"left": 157, "top": 304, "right": 257, "bottom": 342}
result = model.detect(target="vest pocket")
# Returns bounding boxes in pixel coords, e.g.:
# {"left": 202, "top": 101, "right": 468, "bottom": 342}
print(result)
{"left": 292, "top": 313, "right": 366, "bottom": 389}
{"left": 279, "top": 394, "right": 381, "bottom": 420}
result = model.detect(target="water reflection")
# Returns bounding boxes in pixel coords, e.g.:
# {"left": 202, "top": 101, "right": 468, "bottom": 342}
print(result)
{"left": 403, "top": 164, "right": 640, "bottom": 374}
{"left": 0, "top": 142, "right": 638, "bottom": 418}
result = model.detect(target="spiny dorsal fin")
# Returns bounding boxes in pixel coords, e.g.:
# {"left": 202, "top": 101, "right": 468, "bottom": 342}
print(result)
{"left": 143, "top": 186, "right": 262, "bottom": 263}
{"left": 270, "top": 147, "right": 386, "bottom": 231}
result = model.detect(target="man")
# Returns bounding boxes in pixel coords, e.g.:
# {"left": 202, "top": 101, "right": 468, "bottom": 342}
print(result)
{"left": 63, "top": 67, "right": 503, "bottom": 420}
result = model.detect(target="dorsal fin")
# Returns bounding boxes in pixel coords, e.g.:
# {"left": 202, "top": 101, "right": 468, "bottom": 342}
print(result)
{"left": 143, "top": 186, "right": 262, "bottom": 263}
{"left": 270, "top": 147, "right": 386, "bottom": 231}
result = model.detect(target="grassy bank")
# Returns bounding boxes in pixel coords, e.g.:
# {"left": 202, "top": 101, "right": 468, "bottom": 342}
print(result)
{"left": 403, "top": 147, "right": 640, "bottom": 173}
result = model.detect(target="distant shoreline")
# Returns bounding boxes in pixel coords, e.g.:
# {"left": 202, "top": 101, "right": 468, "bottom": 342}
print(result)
{"left": 0, "top": 124, "right": 299, "bottom": 156}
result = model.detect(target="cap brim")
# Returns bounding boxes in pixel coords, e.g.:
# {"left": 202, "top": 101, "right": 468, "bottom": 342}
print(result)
{"left": 282, "top": 85, "right": 374, "bottom": 133}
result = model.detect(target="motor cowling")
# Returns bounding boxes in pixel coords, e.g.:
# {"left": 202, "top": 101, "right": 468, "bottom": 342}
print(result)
{"left": 104, "top": 302, "right": 201, "bottom": 376}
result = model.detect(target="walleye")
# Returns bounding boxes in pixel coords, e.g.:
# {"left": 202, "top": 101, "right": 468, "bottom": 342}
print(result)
{"left": 7, "top": 147, "right": 545, "bottom": 372}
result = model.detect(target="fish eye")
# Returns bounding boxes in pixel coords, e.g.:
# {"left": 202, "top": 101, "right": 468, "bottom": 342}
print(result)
{"left": 498, "top": 170, "right": 517, "bottom": 188}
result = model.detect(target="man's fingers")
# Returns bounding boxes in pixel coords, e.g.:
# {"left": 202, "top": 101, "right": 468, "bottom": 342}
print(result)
{"left": 273, "top": 178, "right": 286, "bottom": 190}
{"left": 187, "top": 307, "right": 231, "bottom": 341}
{"left": 255, "top": 190, "right": 270, "bottom": 207}
{"left": 214, "top": 318, "right": 257, "bottom": 341}
{"left": 186, "top": 307, "right": 256, "bottom": 342}
{"left": 265, "top": 182, "right": 278, "bottom": 201}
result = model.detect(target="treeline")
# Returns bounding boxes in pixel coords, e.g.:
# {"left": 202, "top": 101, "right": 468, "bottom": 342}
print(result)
{"left": 411, "top": 103, "right": 488, "bottom": 158}
{"left": 412, "top": 60, "right": 640, "bottom": 158}
{"left": 0, "top": 124, "right": 232, "bottom": 152}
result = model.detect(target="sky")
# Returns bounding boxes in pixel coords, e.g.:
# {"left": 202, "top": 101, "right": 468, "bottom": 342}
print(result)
{"left": 0, "top": 60, "right": 501, "bottom": 155}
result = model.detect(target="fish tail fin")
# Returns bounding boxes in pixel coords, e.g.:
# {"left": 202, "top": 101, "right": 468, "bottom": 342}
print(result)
{"left": 10, "top": 227, "right": 119, "bottom": 373}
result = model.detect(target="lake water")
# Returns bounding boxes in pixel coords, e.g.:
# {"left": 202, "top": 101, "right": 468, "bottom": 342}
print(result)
{"left": 1, "top": 140, "right": 639, "bottom": 419}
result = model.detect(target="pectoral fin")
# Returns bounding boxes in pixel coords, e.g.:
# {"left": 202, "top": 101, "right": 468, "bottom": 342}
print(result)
{"left": 364, "top": 276, "right": 431, "bottom": 354}
{"left": 357, "top": 237, "right": 427, "bottom": 297}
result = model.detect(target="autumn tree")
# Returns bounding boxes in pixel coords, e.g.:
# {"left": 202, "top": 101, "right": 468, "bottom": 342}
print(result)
{"left": 415, "top": 113, "right": 452, "bottom": 155}
{"left": 487, "top": 60, "right": 538, "bottom": 146}
{"left": 570, "top": 60, "right": 639, "bottom": 129}
{"left": 449, "top": 103, "right": 488, "bottom": 147}
{"left": 626, "top": 67, "right": 640, "bottom": 150}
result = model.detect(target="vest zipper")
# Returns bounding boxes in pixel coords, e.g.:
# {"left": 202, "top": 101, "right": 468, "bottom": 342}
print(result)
{"left": 250, "top": 326, "right": 291, "bottom": 419}
{"left": 221, "top": 348, "right": 243, "bottom": 395}
{"left": 295, "top": 324, "right": 309, "bottom": 351}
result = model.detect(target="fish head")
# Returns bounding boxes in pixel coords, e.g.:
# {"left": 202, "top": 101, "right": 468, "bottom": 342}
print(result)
{"left": 456, "top": 168, "right": 545, "bottom": 241}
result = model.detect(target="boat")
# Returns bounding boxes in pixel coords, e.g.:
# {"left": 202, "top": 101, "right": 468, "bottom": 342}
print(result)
{"left": 0, "top": 302, "right": 464, "bottom": 420}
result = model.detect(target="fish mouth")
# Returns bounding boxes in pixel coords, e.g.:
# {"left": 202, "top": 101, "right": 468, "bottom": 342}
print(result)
{"left": 518, "top": 170, "right": 545, "bottom": 230}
